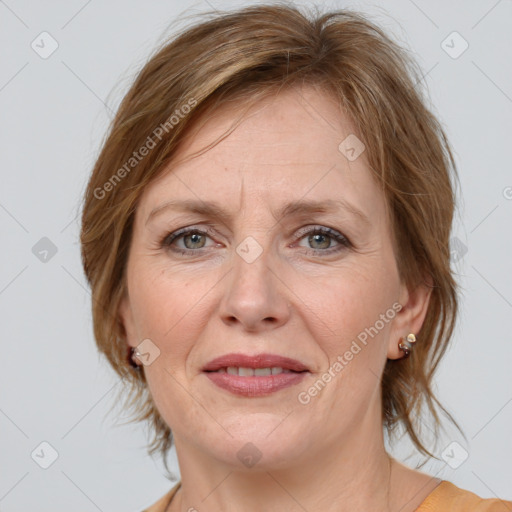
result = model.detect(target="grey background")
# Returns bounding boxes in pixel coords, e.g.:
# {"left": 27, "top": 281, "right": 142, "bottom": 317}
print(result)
{"left": 1, "top": 0, "right": 511, "bottom": 510}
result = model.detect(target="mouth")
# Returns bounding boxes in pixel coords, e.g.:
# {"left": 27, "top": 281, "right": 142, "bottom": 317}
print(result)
{"left": 202, "top": 353, "right": 309, "bottom": 373}
{"left": 202, "top": 353, "right": 309, "bottom": 397}
{"left": 209, "top": 366, "right": 299, "bottom": 376}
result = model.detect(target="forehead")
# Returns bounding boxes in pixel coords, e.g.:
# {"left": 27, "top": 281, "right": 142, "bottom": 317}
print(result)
{"left": 138, "top": 85, "right": 386, "bottom": 223}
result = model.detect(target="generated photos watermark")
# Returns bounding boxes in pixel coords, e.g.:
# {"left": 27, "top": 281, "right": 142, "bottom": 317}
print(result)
{"left": 297, "top": 301, "right": 403, "bottom": 404}
{"left": 93, "top": 97, "right": 197, "bottom": 200}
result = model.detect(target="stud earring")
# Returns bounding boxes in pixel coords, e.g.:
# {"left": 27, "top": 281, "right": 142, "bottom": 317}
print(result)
{"left": 398, "top": 333, "right": 417, "bottom": 358}
{"left": 128, "top": 346, "right": 142, "bottom": 370}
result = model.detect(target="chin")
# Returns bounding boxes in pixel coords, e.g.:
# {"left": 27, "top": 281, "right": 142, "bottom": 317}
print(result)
{"left": 205, "top": 413, "right": 311, "bottom": 471}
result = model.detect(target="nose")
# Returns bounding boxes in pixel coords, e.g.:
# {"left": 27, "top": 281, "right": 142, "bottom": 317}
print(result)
{"left": 218, "top": 242, "right": 291, "bottom": 333}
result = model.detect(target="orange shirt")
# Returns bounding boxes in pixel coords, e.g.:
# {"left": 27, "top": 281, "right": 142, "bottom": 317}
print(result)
{"left": 142, "top": 480, "right": 512, "bottom": 512}
{"left": 417, "top": 481, "right": 512, "bottom": 511}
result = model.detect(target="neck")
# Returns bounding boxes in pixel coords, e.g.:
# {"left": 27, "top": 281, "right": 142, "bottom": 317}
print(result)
{"left": 171, "top": 408, "right": 403, "bottom": 511}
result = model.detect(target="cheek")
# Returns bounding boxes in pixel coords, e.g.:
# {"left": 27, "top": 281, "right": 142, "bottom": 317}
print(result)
{"left": 128, "top": 264, "right": 220, "bottom": 425}
{"left": 292, "top": 265, "right": 396, "bottom": 429}
{"left": 292, "top": 261, "right": 396, "bottom": 360}
{"left": 128, "top": 263, "right": 219, "bottom": 363}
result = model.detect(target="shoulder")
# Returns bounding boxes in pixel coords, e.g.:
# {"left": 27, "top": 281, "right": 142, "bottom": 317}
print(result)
{"left": 417, "top": 481, "right": 512, "bottom": 511}
{"left": 141, "top": 481, "right": 181, "bottom": 512}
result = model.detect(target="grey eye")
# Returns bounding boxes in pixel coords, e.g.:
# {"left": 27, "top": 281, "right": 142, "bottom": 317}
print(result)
{"left": 307, "top": 233, "right": 332, "bottom": 249}
{"left": 182, "top": 232, "right": 207, "bottom": 249}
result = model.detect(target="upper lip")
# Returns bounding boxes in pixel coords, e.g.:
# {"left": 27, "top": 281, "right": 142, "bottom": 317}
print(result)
{"left": 202, "top": 353, "right": 310, "bottom": 372}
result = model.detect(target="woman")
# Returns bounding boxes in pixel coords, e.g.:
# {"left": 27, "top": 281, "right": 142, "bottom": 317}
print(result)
{"left": 80, "top": 4, "right": 511, "bottom": 511}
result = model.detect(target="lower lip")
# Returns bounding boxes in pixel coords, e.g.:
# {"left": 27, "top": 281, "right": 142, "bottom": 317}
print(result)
{"left": 204, "top": 371, "right": 308, "bottom": 397}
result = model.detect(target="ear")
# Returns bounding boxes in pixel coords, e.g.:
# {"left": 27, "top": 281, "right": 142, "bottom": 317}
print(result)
{"left": 118, "top": 293, "right": 138, "bottom": 350}
{"left": 387, "top": 276, "right": 433, "bottom": 360}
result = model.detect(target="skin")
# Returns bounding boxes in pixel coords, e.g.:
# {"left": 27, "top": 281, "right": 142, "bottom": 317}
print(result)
{"left": 119, "top": 84, "right": 441, "bottom": 511}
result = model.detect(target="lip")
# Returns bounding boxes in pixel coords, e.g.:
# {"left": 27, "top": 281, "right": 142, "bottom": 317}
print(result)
{"left": 202, "top": 353, "right": 310, "bottom": 397}
{"left": 202, "top": 353, "right": 309, "bottom": 372}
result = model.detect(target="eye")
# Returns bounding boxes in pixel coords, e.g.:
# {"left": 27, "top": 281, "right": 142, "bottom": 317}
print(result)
{"left": 161, "top": 227, "right": 218, "bottom": 254}
{"left": 295, "top": 226, "right": 351, "bottom": 254}
{"left": 160, "top": 225, "right": 351, "bottom": 257}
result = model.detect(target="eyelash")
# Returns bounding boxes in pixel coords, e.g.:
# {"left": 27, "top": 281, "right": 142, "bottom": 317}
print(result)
{"left": 160, "top": 225, "right": 351, "bottom": 257}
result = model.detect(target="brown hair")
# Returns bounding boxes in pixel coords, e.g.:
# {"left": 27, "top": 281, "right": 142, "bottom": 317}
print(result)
{"left": 80, "top": 3, "right": 462, "bottom": 477}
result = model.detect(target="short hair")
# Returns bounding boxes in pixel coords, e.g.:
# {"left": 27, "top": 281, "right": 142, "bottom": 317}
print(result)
{"left": 80, "top": 3, "right": 461, "bottom": 475}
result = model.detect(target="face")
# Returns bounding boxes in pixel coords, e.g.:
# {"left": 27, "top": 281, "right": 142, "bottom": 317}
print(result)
{"left": 119, "top": 85, "right": 430, "bottom": 471}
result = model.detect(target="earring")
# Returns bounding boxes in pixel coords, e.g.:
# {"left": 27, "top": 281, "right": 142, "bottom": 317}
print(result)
{"left": 398, "top": 333, "right": 417, "bottom": 358}
{"left": 128, "top": 346, "right": 142, "bottom": 371}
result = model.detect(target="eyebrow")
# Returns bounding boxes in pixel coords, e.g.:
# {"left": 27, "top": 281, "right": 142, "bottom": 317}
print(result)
{"left": 146, "top": 198, "right": 370, "bottom": 228}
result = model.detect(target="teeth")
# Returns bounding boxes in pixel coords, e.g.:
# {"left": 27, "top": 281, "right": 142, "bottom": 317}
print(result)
{"left": 254, "top": 368, "right": 271, "bottom": 376}
{"left": 222, "top": 367, "right": 288, "bottom": 376}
